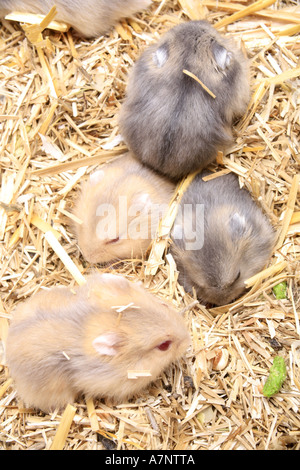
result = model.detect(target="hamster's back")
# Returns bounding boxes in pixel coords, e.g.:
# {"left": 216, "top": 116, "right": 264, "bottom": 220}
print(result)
{"left": 119, "top": 20, "right": 250, "bottom": 180}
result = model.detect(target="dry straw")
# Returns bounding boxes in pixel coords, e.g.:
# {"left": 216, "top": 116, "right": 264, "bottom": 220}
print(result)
{"left": 182, "top": 69, "right": 216, "bottom": 98}
{"left": 0, "top": 0, "right": 299, "bottom": 451}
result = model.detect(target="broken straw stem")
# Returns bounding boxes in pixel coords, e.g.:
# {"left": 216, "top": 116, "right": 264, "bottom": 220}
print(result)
{"left": 44, "top": 231, "right": 86, "bottom": 286}
{"left": 183, "top": 69, "right": 216, "bottom": 99}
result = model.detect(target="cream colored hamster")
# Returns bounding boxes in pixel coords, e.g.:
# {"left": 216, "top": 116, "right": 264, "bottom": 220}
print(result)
{"left": 72, "top": 153, "right": 175, "bottom": 264}
{"left": 170, "top": 171, "right": 276, "bottom": 306}
{"left": 0, "top": 0, "right": 151, "bottom": 37}
{"left": 119, "top": 20, "right": 250, "bottom": 181}
{"left": 5, "top": 272, "right": 190, "bottom": 413}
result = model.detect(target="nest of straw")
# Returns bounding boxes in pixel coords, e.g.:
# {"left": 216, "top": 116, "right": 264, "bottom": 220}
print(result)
{"left": 0, "top": 0, "right": 299, "bottom": 451}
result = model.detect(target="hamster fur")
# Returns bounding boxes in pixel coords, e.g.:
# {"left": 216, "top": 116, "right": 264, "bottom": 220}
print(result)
{"left": 170, "top": 171, "right": 276, "bottom": 306}
{"left": 5, "top": 272, "right": 190, "bottom": 413}
{"left": 0, "top": 0, "right": 151, "bottom": 37}
{"left": 119, "top": 20, "right": 250, "bottom": 181}
{"left": 72, "top": 153, "right": 175, "bottom": 264}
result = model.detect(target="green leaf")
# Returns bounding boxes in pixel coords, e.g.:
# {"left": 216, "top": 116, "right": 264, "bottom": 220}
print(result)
{"left": 263, "top": 356, "right": 287, "bottom": 397}
{"left": 273, "top": 281, "right": 287, "bottom": 299}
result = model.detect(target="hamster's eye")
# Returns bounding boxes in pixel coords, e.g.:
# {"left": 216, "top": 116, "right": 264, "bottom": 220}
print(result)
{"left": 227, "top": 271, "right": 241, "bottom": 288}
{"left": 156, "top": 340, "right": 172, "bottom": 351}
{"left": 105, "top": 237, "right": 120, "bottom": 245}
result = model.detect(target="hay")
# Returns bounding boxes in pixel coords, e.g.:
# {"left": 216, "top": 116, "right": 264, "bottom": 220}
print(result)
{"left": 0, "top": 0, "right": 299, "bottom": 451}
{"left": 182, "top": 69, "right": 217, "bottom": 98}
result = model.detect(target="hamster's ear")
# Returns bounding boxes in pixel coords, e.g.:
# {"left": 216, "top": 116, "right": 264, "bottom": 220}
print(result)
{"left": 229, "top": 212, "right": 247, "bottom": 238}
{"left": 212, "top": 43, "right": 232, "bottom": 71}
{"left": 92, "top": 332, "right": 122, "bottom": 356}
{"left": 152, "top": 43, "right": 169, "bottom": 68}
{"left": 90, "top": 170, "right": 105, "bottom": 186}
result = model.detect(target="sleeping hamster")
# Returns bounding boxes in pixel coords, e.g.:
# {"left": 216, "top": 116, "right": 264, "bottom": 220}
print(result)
{"left": 170, "top": 171, "right": 276, "bottom": 305}
{"left": 5, "top": 272, "right": 190, "bottom": 413}
{"left": 72, "top": 153, "right": 175, "bottom": 264}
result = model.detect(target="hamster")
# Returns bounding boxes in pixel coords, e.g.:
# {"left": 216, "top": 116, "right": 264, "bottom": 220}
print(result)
{"left": 72, "top": 153, "right": 175, "bottom": 264}
{"left": 5, "top": 272, "right": 190, "bottom": 413}
{"left": 170, "top": 171, "right": 276, "bottom": 306}
{"left": 119, "top": 20, "right": 250, "bottom": 181}
{"left": 0, "top": 0, "right": 151, "bottom": 37}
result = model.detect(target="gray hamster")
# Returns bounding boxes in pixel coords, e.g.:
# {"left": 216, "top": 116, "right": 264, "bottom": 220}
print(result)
{"left": 72, "top": 153, "right": 175, "bottom": 264}
{"left": 119, "top": 20, "right": 250, "bottom": 181}
{"left": 170, "top": 171, "right": 275, "bottom": 306}
{"left": 5, "top": 272, "right": 190, "bottom": 413}
{"left": 0, "top": 0, "right": 151, "bottom": 37}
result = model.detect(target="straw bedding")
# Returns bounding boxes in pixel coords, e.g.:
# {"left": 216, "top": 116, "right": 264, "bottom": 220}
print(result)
{"left": 0, "top": 0, "right": 299, "bottom": 451}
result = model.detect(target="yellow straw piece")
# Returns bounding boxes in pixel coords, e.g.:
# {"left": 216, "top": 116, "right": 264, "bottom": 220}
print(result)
{"left": 44, "top": 231, "right": 86, "bottom": 286}
{"left": 275, "top": 174, "right": 300, "bottom": 250}
{"left": 202, "top": 169, "right": 232, "bottom": 181}
{"left": 30, "top": 213, "right": 61, "bottom": 240}
{"left": 214, "top": 0, "right": 278, "bottom": 29}
{"left": 36, "top": 101, "right": 58, "bottom": 136}
{"left": 178, "top": 0, "right": 207, "bottom": 20}
{"left": 8, "top": 224, "right": 23, "bottom": 249}
{"left": 21, "top": 6, "right": 59, "bottom": 42}
{"left": 202, "top": 1, "right": 300, "bottom": 25}
{"left": 290, "top": 212, "right": 300, "bottom": 225}
{"left": 127, "top": 370, "right": 152, "bottom": 379}
{"left": 276, "top": 24, "right": 300, "bottom": 37}
{"left": 50, "top": 403, "right": 77, "bottom": 450}
{"left": 145, "top": 168, "right": 201, "bottom": 277}
{"left": 21, "top": 7, "right": 61, "bottom": 98}
{"left": 31, "top": 148, "right": 127, "bottom": 176}
{"left": 244, "top": 261, "right": 288, "bottom": 289}
{"left": 183, "top": 69, "right": 216, "bottom": 98}
{"left": 0, "top": 378, "right": 13, "bottom": 400}
{"left": 5, "top": 11, "right": 69, "bottom": 32}
{"left": 115, "top": 21, "right": 133, "bottom": 41}
{"left": 265, "top": 67, "right": 300, "bottom": 86}
{"left": 86, "top": 398, "right": 100, "bottom": 432}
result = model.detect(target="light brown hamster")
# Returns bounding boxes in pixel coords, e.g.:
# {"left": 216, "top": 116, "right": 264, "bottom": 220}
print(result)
{"left": 72, "top": 153, "right": 175, "bottom": 264}
{"left": 170, "top": 171, "right": 276, "bottom": 306}
{"left": 119, "top": 20, "right": 250, "bottom": 181}
{"left": 5, "top": 272, "right": 190, "bottom": 413}
{"left": 0, "top": 0, "right": 151, "bottom": 37}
